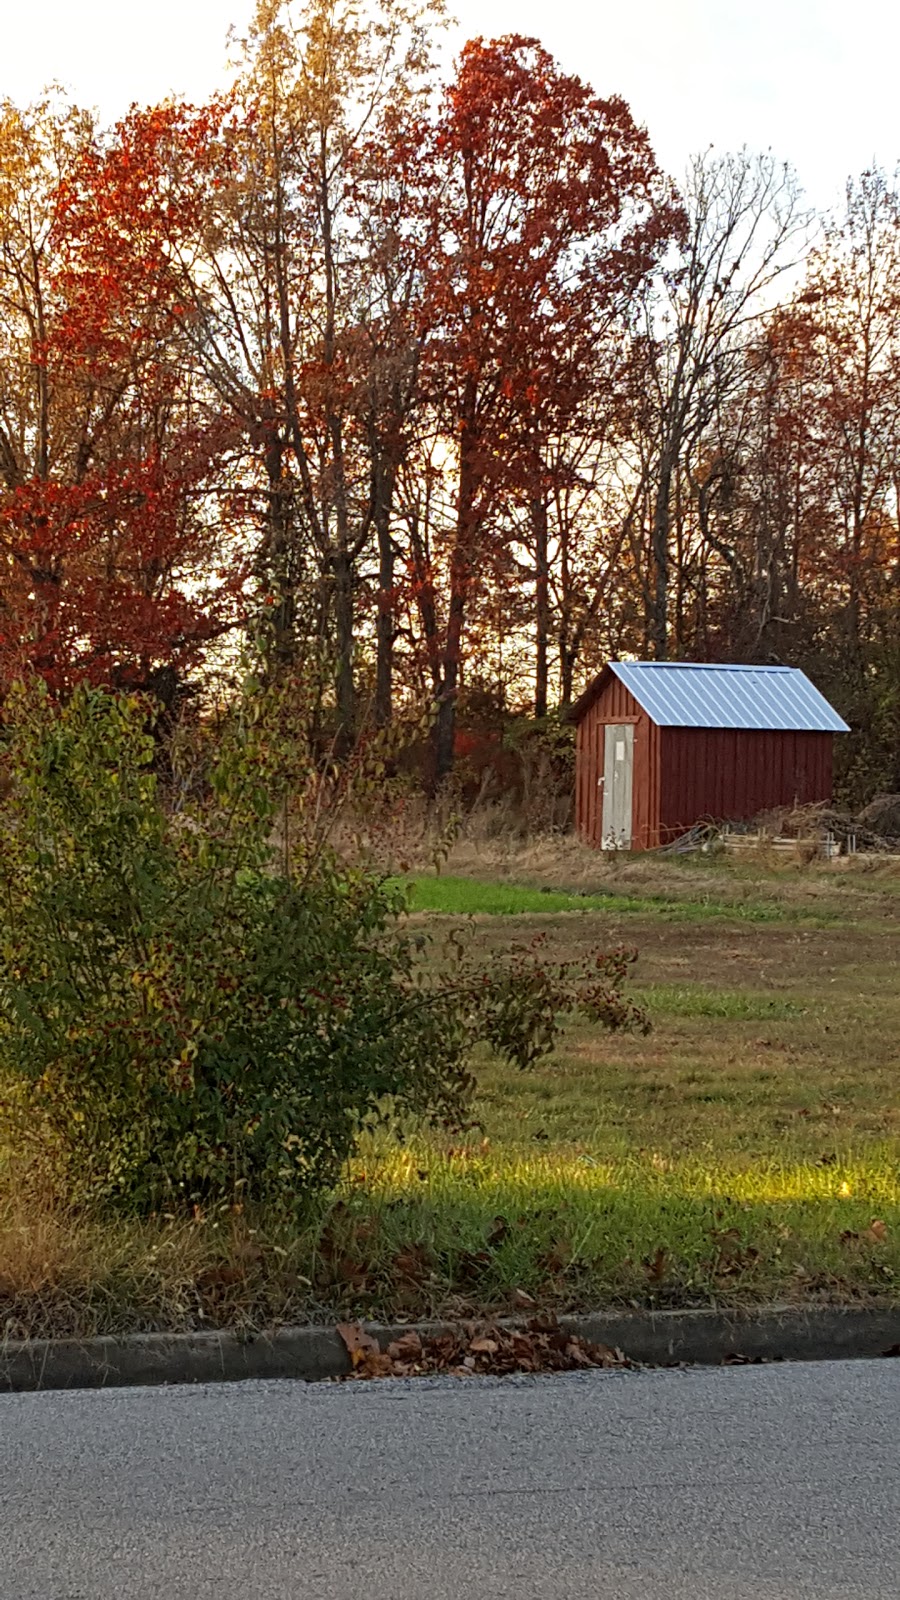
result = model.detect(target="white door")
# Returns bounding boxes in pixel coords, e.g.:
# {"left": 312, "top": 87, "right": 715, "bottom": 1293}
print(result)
{"left": 601, "top": 724, "right": 634, "bottom": 849}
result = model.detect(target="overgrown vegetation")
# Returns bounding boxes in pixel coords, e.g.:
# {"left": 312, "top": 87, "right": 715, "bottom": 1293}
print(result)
{"left": 0, "top": 684, "right": 643, "bottom": 1213}
{"left": 0, "top": 843, "right": 898, "bottom": 1338}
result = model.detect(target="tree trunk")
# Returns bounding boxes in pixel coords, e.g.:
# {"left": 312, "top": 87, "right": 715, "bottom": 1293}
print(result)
{"left": 373, "top": 454, "right": 395, "bottom": 728}
{"left": 559, "top": 639, "right": 577, "bottom": 710}
{"left": 434, "top": 567, "right": 466, "bottom": 785}
{"left": 650, "top": 452, "right": 673, "bottom": 660}
{"left": 533, "top": 490, "right": 550, "bottom": 718}
{"left": 333, "top": 547, "right": 356, "bottom": 756}
{"left": 319, "top": 137, "right": 357, "bottom": 757}
{"left": 261, "top": 424, "right": 296, "bottom": 673}
{"left": 673, "top": 461, "right": 685, "bottom": 656}
{"left": 433, "top": 402, "right": 478, "bottom": 786}
{"left": 557, "top": 515, "right": 576, "bottom": 711}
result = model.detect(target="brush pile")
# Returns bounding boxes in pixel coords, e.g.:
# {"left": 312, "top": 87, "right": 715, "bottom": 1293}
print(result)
{"left": 660, "top": 799, "right": 900, "bottom": 857}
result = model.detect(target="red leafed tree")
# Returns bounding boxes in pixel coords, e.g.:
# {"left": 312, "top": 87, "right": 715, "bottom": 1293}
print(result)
{"left": 0, "top": 98, "right": 244, "bottom": 698}
{"left": 393, "top": 37, "right": 680, "bottom": 780}
{"left": 0, "top": 454, "right": 238, "bottom": 695}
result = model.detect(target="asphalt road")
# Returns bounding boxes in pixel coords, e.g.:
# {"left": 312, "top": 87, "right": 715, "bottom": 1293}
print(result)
{"left": 1, "top": 1359, "right": 899, "bottom": 1598}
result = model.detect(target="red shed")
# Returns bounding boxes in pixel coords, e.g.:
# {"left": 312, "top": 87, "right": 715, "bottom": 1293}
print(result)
{"left": 572, "top": 662, "right": 849, "bottom": 851}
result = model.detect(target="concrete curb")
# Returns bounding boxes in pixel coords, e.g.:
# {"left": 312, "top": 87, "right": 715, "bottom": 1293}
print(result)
{"left": 2, "top": 1304, "right": 899, "bottom": 1392}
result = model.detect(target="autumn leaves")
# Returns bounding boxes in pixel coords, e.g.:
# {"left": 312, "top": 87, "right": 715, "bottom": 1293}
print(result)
{"left": 0, "top": 3, "right": 679, "bottom": 770}
{"left": 1, "top": 2, "right": 897, "bottom": 793}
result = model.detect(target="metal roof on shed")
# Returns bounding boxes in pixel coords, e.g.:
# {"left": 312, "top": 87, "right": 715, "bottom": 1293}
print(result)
{"left": 608, "top": 662, "right": 850, "bottom": 733}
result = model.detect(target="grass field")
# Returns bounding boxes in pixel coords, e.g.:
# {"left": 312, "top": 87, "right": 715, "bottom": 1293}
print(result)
{"left": 2, "top": 846, "right": 899, "bottom": 1338}
{"left": 395, "top": 872, "right": 830, "bottom": 922}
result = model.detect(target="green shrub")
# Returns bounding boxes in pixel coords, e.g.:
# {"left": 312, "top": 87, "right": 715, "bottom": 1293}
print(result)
{"left": 0, "top": 684, "right": 645, "bottom": 1212}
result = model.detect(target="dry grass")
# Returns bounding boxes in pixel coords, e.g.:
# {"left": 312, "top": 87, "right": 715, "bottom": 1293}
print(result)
{"left": 0, "top": 1196, "right": 336, "bottom": 1340}
{"left": 438, "top": 824, "right": 900, "bottom": 911}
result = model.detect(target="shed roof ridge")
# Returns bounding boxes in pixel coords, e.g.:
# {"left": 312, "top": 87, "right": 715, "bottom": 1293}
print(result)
{"left": 611, "top": 660, "right": 794, "bottom": 673}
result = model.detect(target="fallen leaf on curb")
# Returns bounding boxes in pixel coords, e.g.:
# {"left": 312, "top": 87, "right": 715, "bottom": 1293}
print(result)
{"left": 337, "top": 1322, "right": 376, "bottom": 1358}
{"left": 512, "top": 1288, "right": 537, "bottom": 1309}
{"left": 336, "top": 1322, "right": 392, "bottom": 1376}
{"left": 387, "top": 1330, "right": 424, "bottom": 1363}
{"left": 593, "top": 1342, "right": 626, "bottom": 1368}
{"left": 564, "top": 1340, "right": 593, "bottom": 1367}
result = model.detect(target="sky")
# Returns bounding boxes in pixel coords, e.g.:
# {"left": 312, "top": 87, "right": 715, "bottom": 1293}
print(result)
{"left": 3, "top": 0, "right": 899, "bottom": 214}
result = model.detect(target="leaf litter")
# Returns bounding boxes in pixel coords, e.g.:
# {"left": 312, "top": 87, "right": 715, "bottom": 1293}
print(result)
{"left": 336, "top": 1315, "right": 633, "bottom": 1380}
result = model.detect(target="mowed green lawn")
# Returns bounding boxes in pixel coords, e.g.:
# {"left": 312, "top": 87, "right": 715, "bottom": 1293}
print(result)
{"left": 2, "top": 855, "right": 899, "bottom": 1337}
{"left": 395, "top": 870, "right": 849, "bottom": 923}
{"left": 350, "top": 866, "right": 900, "bottom": 1313}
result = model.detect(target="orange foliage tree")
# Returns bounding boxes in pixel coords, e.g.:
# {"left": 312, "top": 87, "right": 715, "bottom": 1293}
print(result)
{"left": 0, "top": 98, "right": 245, "bottom": 696}
{"left": 393, "top": 36, "right": 679, "bottom": 778}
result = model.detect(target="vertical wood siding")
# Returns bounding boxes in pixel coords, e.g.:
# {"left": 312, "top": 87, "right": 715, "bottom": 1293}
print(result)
{"left": 657, "top": 728, "right": 833, "bottom": 840}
